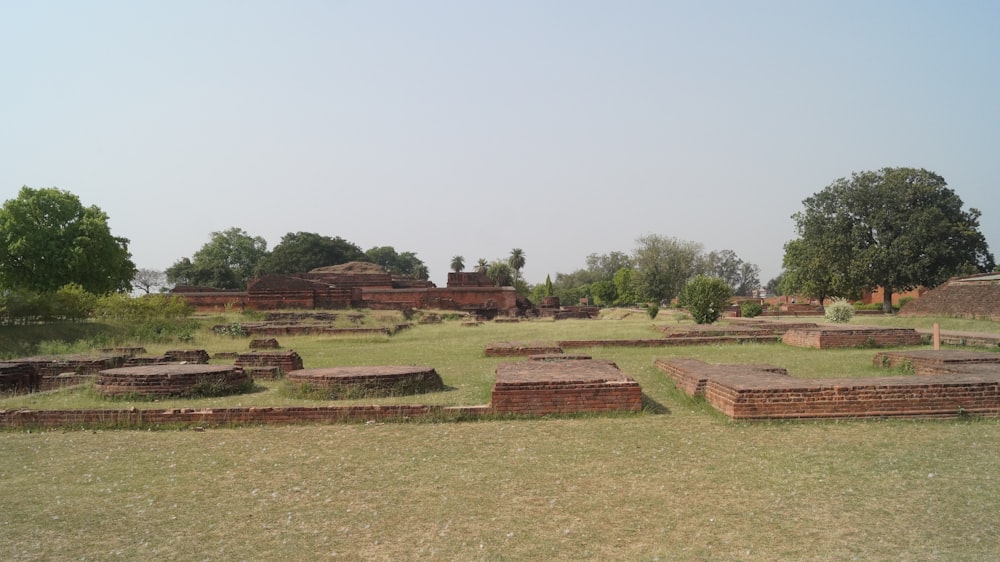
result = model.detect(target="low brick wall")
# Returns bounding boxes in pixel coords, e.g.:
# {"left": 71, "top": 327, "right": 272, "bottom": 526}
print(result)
{"left": 0, "top": 404, "right": 490, "bottom": 429}
{"left": 656, "top": 357, "right": 1000, "bottom": 420}
{"left": 95, "top": 365, "right": 250, "bottom": 398}
{"left": 782, "top": 327, "right": 921, "bottom": 349}
{"left": 485, "top": 341, "right": 563, "bottom": 357}
{"left": 874, "top": 350, "right": 1000, "bottom": 374}
{"left": 234, "top": 351, "right": 304, "bottom": 375}
{"left": 559, "top": 335, "right": 781, "bottom": 348}
{"left": 286, "top": 366, "right": 444, "bottom": 398}
{"left": 492, "top": 360, "right": 642, "bottom": 415}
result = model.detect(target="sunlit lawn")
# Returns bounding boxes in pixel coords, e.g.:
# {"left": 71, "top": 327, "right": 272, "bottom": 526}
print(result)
{"left": 1, "top": 312, "right": 999, "bottom": 560}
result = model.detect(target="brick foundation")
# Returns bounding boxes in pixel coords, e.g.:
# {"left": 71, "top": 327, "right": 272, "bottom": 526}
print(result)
{"left": 656, "top": 356, "right": 1000, "bottom": 420}
{"left": 95, "top": 365, "right": 250, "bottom": 398}
{"left": 782, "top": 327, "right": 922, "bottom": 349}
{"left": 286, "top": 366, "right": 444, "bottom": 398}
{"left": 234, "top": 351, "right": 304, "bottom": 375}
{"left": 492, "top": 360, "right": 642, "bottom": 415}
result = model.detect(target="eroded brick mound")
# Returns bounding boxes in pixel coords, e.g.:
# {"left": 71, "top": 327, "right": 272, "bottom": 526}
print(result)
{"left": 485, "top": 341, "right": 563, "bottom": 356}
{"left": 163, "top": 349, "right": 210, "bottom": 363}
{"left": 250, "top": 338, "right": 280, "bottom": 349}
{"left": 899, "top": 274, "right": 1000, "bottom": 321}
{"left": 95, "top": 365, "right": 250, "bottom": 398}
{"left": 529, "top": 353, "right": 593, "bottom": 361}
{"left": 309, "top": 261, "right": 387, "bottom": 274}
{"left": 713, "top": 320, "right": 821, "bottom": 335}
{"left": 492, "top": 360, "right": 642, "bottom": 414}
{"left": 235, "top": 351, "right": 304, "bottom": 378}
{"left": 286, "top": 365, "right": 444, "bottom": 398}
{"left": 656, "top": 357, "right": 1000, "bottom": 420}
{"left": 874, "top": 350, "right": 1000, "bottom": 374}
{"left": 782, "top": 326, "right": 921, "bottom": 349}
{"left": 0, "top": 363, "right": 40, "bottom": 393}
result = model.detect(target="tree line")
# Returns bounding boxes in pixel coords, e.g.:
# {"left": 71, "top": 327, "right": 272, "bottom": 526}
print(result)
{"left": 3, "top": 167, "right": 994, "bottom": 323}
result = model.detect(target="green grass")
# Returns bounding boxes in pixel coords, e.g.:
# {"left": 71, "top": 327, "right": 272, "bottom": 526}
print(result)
{"left": 1, "top": 312, "right": 999, "bottom": 559}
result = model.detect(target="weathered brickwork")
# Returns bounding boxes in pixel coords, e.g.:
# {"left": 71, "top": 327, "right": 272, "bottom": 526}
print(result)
{"left": 234, "top": 351, "right": 304, "bottom": 375}
{"left": 485, "top": 341, "right": 564, "bottom": 357}
{"left": 782, "top": 327, "right": 922, "bottom": 349}
{"left": 492, "top": 360, "right": 642, "bottom": 415}
{"left": 0, "top": 404, "right": 490, "bottom": 429}
{"left": 656, "top": 356, "right": 1000, "bottom": 420}
{"left": 286, "top": 366, "right": 444, "bottom": 398}
{"left": 95, "top": 365, "right": 250, "bottom": 398}
{"left": 899, "top": 274, "right": 1000, "bottom": 320}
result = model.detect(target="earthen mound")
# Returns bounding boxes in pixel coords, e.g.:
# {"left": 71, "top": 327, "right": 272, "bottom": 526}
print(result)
{"left": 309, "top": 261, "right": 387, "bottom": 275}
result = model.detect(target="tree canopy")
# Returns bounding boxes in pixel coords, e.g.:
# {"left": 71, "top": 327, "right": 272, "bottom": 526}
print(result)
{"left": 785, "top": 167, "right": 994, "bottom": 310}
{"left": 364, "top": 246, "right": 428, "bottom": 279}
{"left": 632, "top": 234, "right": 704, "bottom": 302}
{"left": 0, "top": 187, "right": 136, "bottom": 294}
{"left": 259, "top": 232, "right": 364, "bottom": 275}
{"left": 166, "top": 228, "right": 268, "bottom": 290}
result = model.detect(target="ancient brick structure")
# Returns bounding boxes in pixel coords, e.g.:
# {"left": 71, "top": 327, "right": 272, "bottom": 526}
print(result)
{"left": 0, "top": 363, "right": 40, "bottom": 393}
{"left": 485, "top": 341, "right": 564, "bottom": 357}
{"left": 899, "top": 273, "right": 1000, "bottom": 321}
{"left": 173, "top": 264, "right": 522, "bottom": 316}
{"left": 286, "top": 366, "right": 444, "bottom": 398}
{"left": 656, "top": 355, "right": 1000, "bottom": 420}
{"left": 234, "top": 351, "right": 304, "bottom": 376}
{"left": 95, "top": 365, "right": 250, "bottom": 398}
{"left": 873, "top": 350, "right": 1000, "bottom": 373}
{"left": 492, "top": 359, "right": 642, "bottom": 414}
{"left": 781, "top": 327, "right": 922, "bottom": 348}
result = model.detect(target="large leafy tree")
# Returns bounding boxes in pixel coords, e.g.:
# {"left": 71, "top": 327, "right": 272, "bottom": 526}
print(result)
{"left": 365, "top": 246, "right": 428, "bottom": 279}
{"left": 632, "top": 234, "right": 703, "bottom": 302}
{"left": 166, "top": 227, "right": 268, "bottom": 290}
{"left": 450, "top": 255, "right": 465, "bottom": 273}
{"left": 702, "top": 249, "right": 761, "bottom": 297}
{"left": 788, "top": 167, "right": 994, "bottom": 311}
{"left": 0, "top": 186, "right": 136, "bottom": 293}
{"left": 259, "top": 232, "right": 364, "bottom": 274}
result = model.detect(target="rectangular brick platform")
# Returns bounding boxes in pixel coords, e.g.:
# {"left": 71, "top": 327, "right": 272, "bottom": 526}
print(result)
{"left": 492, "top": 360, "right": 642, "bottom": 414}
{"left": 782, "top": 327, "right": 922, "bottom": 348}
{"left": 874, "top": 350, "right": 1000, "bottom": 374}
{"left": 234, "top": 351, "right": 304, "bottom": 376}
{"left": 656, "top": 357, "right": 1000, "bottom": 420}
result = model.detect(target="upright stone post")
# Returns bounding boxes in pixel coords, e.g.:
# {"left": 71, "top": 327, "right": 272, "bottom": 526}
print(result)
{"left": 933, "top": 323, "right": 941, "bottom": 350}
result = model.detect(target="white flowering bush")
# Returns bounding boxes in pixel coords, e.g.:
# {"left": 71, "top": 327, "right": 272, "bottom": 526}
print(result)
{"left": 824, "top": 298, "right": 855, "bottom": 323}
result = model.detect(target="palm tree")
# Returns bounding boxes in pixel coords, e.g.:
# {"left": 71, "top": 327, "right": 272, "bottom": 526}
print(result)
{"left": 450, "top": 255, "right": 465, "bottom": 273}
{"left": 486, "top": 261, "right": 514, "bottom": 287}
{"left": 475, "top": 258, "right": 489, "bottom": 273}
{"left": 508, "top": 248, "right": 525, "bottom": 282}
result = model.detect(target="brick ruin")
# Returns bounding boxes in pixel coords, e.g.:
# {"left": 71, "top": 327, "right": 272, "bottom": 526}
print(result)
{"left": 285, "top": 366, "right": 445, "bottom": 399}
{"left": 781, "top": 326, "right": 923, "bottom": 349}
{"left": 656, "top": 350, "right": 1000, "bottom": 420}
{"left": 492, "top": 359, "right": 643, "bottom": 415}
{"left": 899, "top": 272, "right": 1000, "bottom": 321}
{"left": 94, "top": 364, "right": 250, "bottom": 398}
{"left": 173, "top": 265, "right": 523, "bottom": 317}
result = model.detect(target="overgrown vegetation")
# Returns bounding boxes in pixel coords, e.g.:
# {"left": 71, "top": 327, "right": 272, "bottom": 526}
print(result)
{"left": 825, "top": 298, "right": 855, "bottom": 323}
{"left": 678, "top": 275, "right": 733, "bottom": 324}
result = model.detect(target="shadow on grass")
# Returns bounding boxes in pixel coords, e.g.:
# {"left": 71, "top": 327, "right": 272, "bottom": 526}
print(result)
{"left": 641, "top": 393, "right": 670, "bottom": 415}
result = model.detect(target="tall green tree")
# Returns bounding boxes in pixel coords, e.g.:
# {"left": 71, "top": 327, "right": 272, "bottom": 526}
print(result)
{"left": 789, "top": 168, "right": 993, "bottom": 311}
{"left": 486, "top": 261, "right": 514, "bottom": 287}
{"left": 0, "top": 187, "right": 136, "bottom": 293}
{"left": 166, "top": 227, "right": 268, "bottom": 290}
{"left": 475, "top": 258, "right": 489, "bottom": 273}
{"left": 365, "top": 246, "right": 428, "bottom": 278}
{"left": 259, "top": 232, "right": 364, "bottom": 274}
{"left": 702, "top": 249, "right": 761, "bottom": 297}
{"left": 632, "top": 234, "right": 703, "bottom": 303}
{"left": 450, "top": 255, "right": 465, "bottom": 273}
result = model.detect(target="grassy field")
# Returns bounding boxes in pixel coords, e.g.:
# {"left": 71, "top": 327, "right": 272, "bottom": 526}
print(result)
{"left": 2, "top": 312, "right": 999, "bottom": 560}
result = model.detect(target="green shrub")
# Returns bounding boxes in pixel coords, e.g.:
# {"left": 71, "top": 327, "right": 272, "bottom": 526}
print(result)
{"left": 825, "top": 298, "right": 855, "bottom": 323}
{"left": 740, "top": 301, "right": 763, "bottom": 318}
{"left": 646, "top": 304, "right": 659, "bottom": 320}
{"left": 678, "top": 276, "right": 733, "bottom": 324}
{"left": 897, "top": 296, "right": 914, "bottom": 310}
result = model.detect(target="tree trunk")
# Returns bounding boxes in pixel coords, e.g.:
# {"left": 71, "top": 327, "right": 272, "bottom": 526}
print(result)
{"left": 882, "top": 289, "right": 893, "bottom": 313}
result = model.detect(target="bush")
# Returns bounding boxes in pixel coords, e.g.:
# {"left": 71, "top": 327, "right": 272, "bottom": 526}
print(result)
{"left": 825, "top": 298, "right": 855, "bottom": 323}
{"left": 740, "top": 301, "right": 763, "bottom": 318}
{"left": 646, "top": 304, "right": 659, "bottom": 320}
{"left": 678, "top": 276, "right": 733, "bottom": 324}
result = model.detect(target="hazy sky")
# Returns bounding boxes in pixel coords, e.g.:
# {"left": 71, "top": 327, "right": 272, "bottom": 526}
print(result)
{"left": 3, "top": 1, "right": 998, "bottom": 287}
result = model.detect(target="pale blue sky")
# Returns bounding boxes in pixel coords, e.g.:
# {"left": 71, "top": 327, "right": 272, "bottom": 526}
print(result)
{"left": 3, "top": 1, "right": 997, "bottom": 286}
